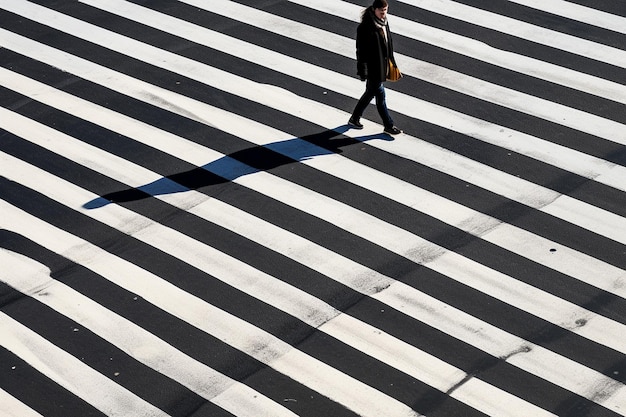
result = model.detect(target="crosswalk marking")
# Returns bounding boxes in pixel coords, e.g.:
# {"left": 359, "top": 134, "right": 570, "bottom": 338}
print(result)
{"left": 12, "top": 0, "right": 624, "bottom": 182}
{"left": 3, "top": 65, "right": 624, "bottom": 251}
{"left": 3, "top": 80, "right": 626, "bottom": 326}
{"left": 0, "top": 69, "right": 626, "bottom": 258}
{"left": 23, "top": 0, "right": 626, "bottom": 197}
{"left": 395, "top": 0, "right": 626, "bottom": 68}
{"left": 3, "top": 108, "right": 626, "bottom": 413}
{"left": 4, "top": 1, "right": 626, "bottom": 205}
{"left": 3, "top": 159, "right": 597, "bottom": 415}
{"left": 0, "top": 389, "right": 45, "bottom": 417}
{"left": 0, "top": 311, "right": 171, "bottom": 417}
{"left": 287, "top": 0, "right": 626, "bottom": 103}
{"left": 0, "top": 199, "right": 423, "bottom": 417}
{"left": 3, "top": 29, "right": 626, "bottom": 285}
{"left": 5, "top": 67, "right": 626, "bottom": 347}
{"left": 3, "top": 0, "right": 625, "bottom": 214}
{"left": 0, "top": 249, "right": 300, "bottom": 417}
{"left": 128, "top": 0, "right": 626, "bottom": 146}
{"left": 1, "top": 0, "right": 625, "bottom": 415}
{"left": 503, "top": 0, "right": 626, "bottom": 34}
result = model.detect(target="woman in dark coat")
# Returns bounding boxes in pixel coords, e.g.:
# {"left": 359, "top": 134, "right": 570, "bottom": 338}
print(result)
{"left": 349, "top": 0, "right": 402, "bottom": 135}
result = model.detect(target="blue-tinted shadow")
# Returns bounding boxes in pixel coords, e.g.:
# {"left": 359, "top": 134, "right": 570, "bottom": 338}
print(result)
{"left": 84, "top": 126, "right": 393, "bottom": 209}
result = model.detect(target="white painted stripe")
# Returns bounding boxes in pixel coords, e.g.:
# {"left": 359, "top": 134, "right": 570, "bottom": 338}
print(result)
{"left": 0, "top": 1, "right": 620, "bottom": 412}
{"left": 397, "top": 0, "right": 626, "bottom": 68}
{"left": 506, "top": 0, "right": 626, "bottom": 34}
{"left": 373, "top": 283, "right": 626, "bottom": 416}
{"left": 19, "top": 0, "right": 626, "bottom": 172}
{"left": 3, "top": 64, "right": 624, "bottom": 259}
{"left": 152, "top": 1, "right": 626, "bottom": 244}
{"left": 176, "top": 0, "right": 626, "bottom": 143}
{"left": 0, "top": 199, "right": 420, "bottom": 417}
{"left": 4, "top": 41, "right": 626, "bottom": 324}
{"left": 0, "top": 123, "right": 555, "bottom": 417}
{"left": 4, "top": 5, "right": 624, "bottom": 197}
{"left": 3, "top": 112, "right": 626, "bottom": 413}
{"left": 0, "top": 389, "right": 45, "bottom": 417}
{"left": 0, "top": 249, "right": 298, "bottom": 417}
{"left": 4, "top": 89, "right": 626, "bottom": 340}
{"left": 4, "top": 28, "right": 625, "bottom": 289}
{"left": 1, "top": 3, "right": 626, "bottom": 228}
{"left": 4, "top": 57, "right": 626, "bottom": 327}
{"left": 321, "top": 314, "right": 557, "bottom": 417}
{"left": 1, "top": 197, "right": 623, "bottom": 415}
{"left": 285, "top": 0, "right": 626, "bottom": 104}
{"left": 0, "top": 312, "right": 170, "bottom": 417}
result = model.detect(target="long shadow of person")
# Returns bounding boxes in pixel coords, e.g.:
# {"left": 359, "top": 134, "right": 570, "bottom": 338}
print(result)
{"left": 84, "top": 126, "right": 393, "bottom": 209}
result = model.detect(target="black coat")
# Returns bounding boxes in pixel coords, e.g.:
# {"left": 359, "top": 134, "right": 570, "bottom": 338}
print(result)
{"left": 356, "top": 10, "right": 396, "bottom": 82}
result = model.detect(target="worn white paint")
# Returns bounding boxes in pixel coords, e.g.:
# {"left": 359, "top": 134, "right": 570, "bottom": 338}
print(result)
{"left": 0, "top": 170, "right": 423, "bottom": 417}
{"left": 1, "top": 2, "right": 625, "bottom": 414}
{"left": 2, "top": 2, "right": 626, "bottom": 188}
{"left": 178, "top": 0, "right": 626, "bottom": 136}
{"left": 0, "top": 125, "right": 554, "bottom": 416}
{"left": 3, "top": 66, "right": 623, "bottom": 252}
{"left": 2, "top": 128, "right": 626, "bottom": 413}
{"left": 0, "top": 250, "right": 299, "bottom": 417}
{"left": 396, "top": 0, "right": 626, "bottom": 67}
{"left": 0, "top": 389, "right": 45, "bottom": 417}
{"left": 1, "top": 17, "right": 625, "bottom": 238}
{"left": 285, "top": 0, "right": 626, "bottom": 104}
{"left": 0, "top": 313, "right": 170, "bottom": 417}
{"left": 505, "top": 0, "right": 626, "bottom": 34}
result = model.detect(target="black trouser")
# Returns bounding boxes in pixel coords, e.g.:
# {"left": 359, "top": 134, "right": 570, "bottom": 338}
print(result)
{"left": 352, "top": 78, "right": 394, "bottom": 128}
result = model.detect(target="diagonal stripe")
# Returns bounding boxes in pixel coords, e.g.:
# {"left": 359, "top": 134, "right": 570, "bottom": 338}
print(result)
{"left": 0, "top": 389, "right": 45, "bottom": 417}
{"left": 1, "top": 247, "right": 554, "bottom": 417}
{"left": 0, "top": 249, "right": 300, "bottom": 417}
{"left": 3, "top": 39, "right": 625, "bottom": 293}
{"left": 284, "top": 0, "right": 626, "bottom": 103}
{"left": 2, "top": 182, "right": 624, "bottom": 414}
{"left": 3, "top": 4, "right": 624, "bottom": 197}
{"left": 1, "top": 2, "right": 625, "bottom": 416}
{"left": 3, "top": 81, "right": 626, "bottom": 324}
{"left": 0, "top": 312, "right": 171, "bottom": 417}
{"left": 399, "top": 0, "right": 626, "bottom": 67}
{"left": 0, "top": 107, "right": 564, "bottom": 415}
{"left": 11, "top": 0, "right": 626, "bottom": 168}
{"left": 4, "top": 78, "right": 626, "bottom": 323}
{"left": 174, "top": 0, "right": 626, "bottom": 138}
{"left": 504, "top": 0, "right": 626, "bottom": 34}
{"left": 2, "top": 115, "right": 626, "bottom": 413}
{"left": 2, "top": 65, "right": 624, "bottom": 254}
{"left": 0, "top": 197, "right": 422, "bottom": 417}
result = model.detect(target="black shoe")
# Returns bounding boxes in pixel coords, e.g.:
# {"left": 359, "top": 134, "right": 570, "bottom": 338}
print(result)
{"left": 384, "top": 126, "right": 402, "bottom": 135}
{"left": 348, "top": 117, "right": 364, "bottom": 129}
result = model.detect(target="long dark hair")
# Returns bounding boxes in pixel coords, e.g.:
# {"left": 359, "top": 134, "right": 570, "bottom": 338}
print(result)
{"left": 361, "top": 0, "right": 388, "bottom": 21}
{"left": 372, "top": 0, "right": 388, "bottom": 9}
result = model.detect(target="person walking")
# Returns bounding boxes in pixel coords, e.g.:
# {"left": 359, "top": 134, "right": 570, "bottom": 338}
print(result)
{"left": 349, "top": 0, "right": 402, "bottom": 135}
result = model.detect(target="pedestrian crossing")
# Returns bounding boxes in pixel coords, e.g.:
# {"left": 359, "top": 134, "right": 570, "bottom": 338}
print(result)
{"left": 1, "top": 0, "right": 625, "bottom": 416}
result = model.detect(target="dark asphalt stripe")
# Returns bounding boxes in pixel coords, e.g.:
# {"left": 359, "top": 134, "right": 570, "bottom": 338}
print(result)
{"left": 1, "top": 3, "right": 623, "bottom": 412}
{"left": 351, "top": 0, "right": 626, "bottom": 84}
{"left": 439, "top": 0, "right": 626, "bottom": 49}
{"left": 4, "top": 75, "right": 626, "bottom": 326}
{"left": 0, "top": 183, "right": 485, "bottom": 417}
{"left": 2, "top": 130, "right": 626, "bottom": 414}
{"left": 0, "top": 283, "right": 215, "bottom": 417}
{"left": 2, "top": 47, "right": 626, "bottom": 314}
{"left": 0, "top": 347, "right": 107, "bottom": 417}
{"left": 0, "top": 195, "right": 362, "bottom": 417}
{"left": 564, "top": 0, "right": 626, "bottom": 18}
